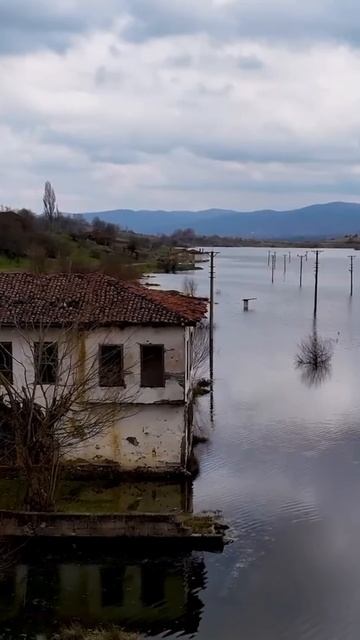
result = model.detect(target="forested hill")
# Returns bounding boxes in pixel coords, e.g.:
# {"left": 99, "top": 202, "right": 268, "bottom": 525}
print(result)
{"left": 82, "top": 202, "right": 360, "bottom": 239}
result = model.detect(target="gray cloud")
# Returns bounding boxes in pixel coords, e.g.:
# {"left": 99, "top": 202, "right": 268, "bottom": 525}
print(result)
{"left": 1, "top": 0, "right": 360, "bottom": 56}
{"left": 0, "top": 0, "right": 120, "bottom": 53}
{"left": 121, "top": 0, "right": 360, "bottom": 45}
{"left": 236, "top": 55, "right": 265, "bottom": 71}
{"left": 1, "top": 1, "right": 360, "bottom": 211}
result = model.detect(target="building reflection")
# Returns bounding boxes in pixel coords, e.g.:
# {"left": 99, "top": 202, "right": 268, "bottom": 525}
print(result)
{"left": 0, "top": 547, "right": 207, "bottom": 638}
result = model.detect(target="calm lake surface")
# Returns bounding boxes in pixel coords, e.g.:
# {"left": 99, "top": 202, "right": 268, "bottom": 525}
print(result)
{"left": 3, "top": 246, "right": 360, "bottom": 639}
{"left": 154, "top": 246, "right": 360, "bottom": 640}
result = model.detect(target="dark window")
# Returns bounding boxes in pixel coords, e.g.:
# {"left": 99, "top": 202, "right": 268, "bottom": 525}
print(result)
{"left": 99, "top": 345, "right": 124, "bottom": 387}
{"left": 0, "top": 400, "right": 16, "bottom": 465}
{"left": 141, "top": 564, "right": 165, "bottom": 606}
{"left": 140, "top": 345, "right": 165, "bottom": 388}
{"left": 34, "top": 342, "right": 58, "bottom": 385}
{"left": 0, "top": 342, "right": 13, "bottom": 383}
{"left": 101, "top": 567, "right": 125, "bottom": 607}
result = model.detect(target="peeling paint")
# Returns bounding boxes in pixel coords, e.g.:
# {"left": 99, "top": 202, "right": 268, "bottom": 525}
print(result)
{"left": 1, "top": 325, "right": 196, "bottom": 473}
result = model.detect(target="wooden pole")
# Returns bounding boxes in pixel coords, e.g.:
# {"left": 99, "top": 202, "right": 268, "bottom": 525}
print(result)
{"left": 297, "top": 254, "right": 305, "bottom": 287}
{"left": 313, "top": 250, "right": 322, "bottom": 318}
{"left": 271, "top": 253, "right": 276, "bottom": 283}
{"left": 348, "top": 255, "right": 355, "bottom": 296}
{"left": 283, "top": 254, "right": 287, "bottom": 275}
{"left": 209, "top": 251, "right": 215, "bottom": 380}
{"left": 267, "top": 250, "right": 271, "bottom": 267}
{"left": 208, "top": 251, "right": 219, "bottom": 382}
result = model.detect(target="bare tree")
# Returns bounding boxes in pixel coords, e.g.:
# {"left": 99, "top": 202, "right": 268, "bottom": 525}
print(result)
{"left": 0, "top": 538, "right": 21, "bottom": 579}
{"left": 0, "top": 322, "right": 137, "bottom": 511}
{"left": 191, "top": 320, "right": 209, "bottom": 380}
{"left": 295, "top": 332, "right": 333, "bottom": 387}
{"left": 43, "top": 181, "right": 58, "bottom": 226}
{"left": 183, "top": 276, "right": 198, "bottom": 297}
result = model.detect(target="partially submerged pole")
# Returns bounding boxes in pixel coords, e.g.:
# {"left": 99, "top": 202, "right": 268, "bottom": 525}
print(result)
{"left": 313, "top": 250, "right": 322, "bottom": 318}
{"left": 297, "top": 254, "right": 305, "bottom": 287}
{"left": 283, "top": 254, "right": 287, "bottom": 276}
{"left": 208, "top": 251, "right": 219, "bottom": 381}
{"left": 267, "top": 250, "right": 271, "bottom": 267}
{"left": 271, "top": 253, "right": 276, "bottom": 283}
{"left": 348, "top": 255, "right": 355, "bottom": 297}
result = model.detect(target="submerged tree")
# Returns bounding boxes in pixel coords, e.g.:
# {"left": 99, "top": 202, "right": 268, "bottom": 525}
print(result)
{"left": 295, "top": 331, "right": 333, "bottom": 388}
{"left": 0, "top": 322, "right": 136, "bottom": 511}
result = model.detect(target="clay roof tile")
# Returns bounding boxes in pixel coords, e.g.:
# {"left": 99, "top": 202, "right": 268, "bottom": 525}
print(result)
{"left": 0, "top": 273, "right": 207, "bottom": 328}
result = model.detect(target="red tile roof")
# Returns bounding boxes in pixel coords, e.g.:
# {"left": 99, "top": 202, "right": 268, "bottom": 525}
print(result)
{"left": 0, "top": 273, "right": 207, "bottom": 328}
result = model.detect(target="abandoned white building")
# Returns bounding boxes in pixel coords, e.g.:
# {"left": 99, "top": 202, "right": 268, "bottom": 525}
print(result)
{"left": 0, "top": 273, "right": 207, "bottom": 473}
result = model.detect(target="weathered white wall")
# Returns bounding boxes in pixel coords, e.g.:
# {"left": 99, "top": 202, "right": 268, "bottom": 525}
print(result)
{"left": 84, "top": 326, "right": 186, "bottom": 404}
{"left": 0, "top": 325, "right": 193, "bottom": 471}
{"left": 0, "top": 326, "right": 187, "bottom": 404}
{"left": 184, "top": 326, "right": 194, "bottom": 399}
{"left": 71, "top": 404, "right": 187, "bottom": 470}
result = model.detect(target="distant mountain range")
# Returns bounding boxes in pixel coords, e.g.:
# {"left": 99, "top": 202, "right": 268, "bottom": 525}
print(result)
{"left": 82, "top": 202, "right": 360, "bottom": 239}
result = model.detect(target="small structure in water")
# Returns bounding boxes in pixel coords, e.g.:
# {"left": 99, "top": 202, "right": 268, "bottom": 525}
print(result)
{"left": 242, "top": 298, "right": 257, "bottom": 312}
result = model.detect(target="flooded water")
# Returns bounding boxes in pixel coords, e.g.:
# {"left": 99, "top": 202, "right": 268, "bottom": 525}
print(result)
{"left": 155, "top": 247, "right": 360, "bottom": 640}
{"left": 3, "top": 246, "right": 360, "bottom": 639}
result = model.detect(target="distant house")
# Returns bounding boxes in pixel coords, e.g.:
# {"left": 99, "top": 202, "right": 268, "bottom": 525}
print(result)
{"left": 0, "top": 273, "right": 207, "bottom": 473}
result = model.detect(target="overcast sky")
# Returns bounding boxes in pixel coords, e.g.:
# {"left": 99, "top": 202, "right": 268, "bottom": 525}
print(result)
{"left": 1, "top": 0, "right": 360, "bottom": 213}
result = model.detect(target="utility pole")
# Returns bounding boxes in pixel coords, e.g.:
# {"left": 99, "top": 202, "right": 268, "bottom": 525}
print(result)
{"left": 312, "top": 250, "right": 323, "bottom": 318}
{"left": 297, "top": 254, "right": 305, "bottom": 287}
{"left": 271, "top": 252, "right": 276, "bottom": 283}
{"left": 348, "top": 255, "right": 355, "bottom": 296}
{"left": 208, "top": 251, "right": 219, "bottom": 381}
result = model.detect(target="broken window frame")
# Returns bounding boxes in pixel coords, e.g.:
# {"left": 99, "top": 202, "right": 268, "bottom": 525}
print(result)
{"left": 98, "top": 344, "right": 125, "bottom": 388}
{"left": 0, "top": 342, "right": 13, "bottom": 384}
{"left": 34, "top": 342, "right": 58, "bottom": 385}
{"left": 140, "top": 344, "right": 165, "bottom": 388}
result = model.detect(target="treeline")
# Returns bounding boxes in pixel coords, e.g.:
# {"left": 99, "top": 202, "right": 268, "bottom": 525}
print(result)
{"left": 0, "top": 208, "right": 161, "bottom": 276}
{"left": 158, "top": 227, "right": 253, "bottom": 247}
{"left": 2, "top": 181, "right": 276, "bottom": 278}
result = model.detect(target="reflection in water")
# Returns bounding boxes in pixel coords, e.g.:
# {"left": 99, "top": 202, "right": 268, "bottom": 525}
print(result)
{"left": 295, "top": 327, "right": 333, "bottom": 388}
{"left": 152, "top": 248, "right": 360, "bottom": 639}
{"left": 0, "top": 545, "right": 207, "bottom": 639}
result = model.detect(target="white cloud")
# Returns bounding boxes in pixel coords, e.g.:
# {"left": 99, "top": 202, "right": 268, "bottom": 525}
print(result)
{"left": 1, "top": 1, "right": 360, "bottom": 212}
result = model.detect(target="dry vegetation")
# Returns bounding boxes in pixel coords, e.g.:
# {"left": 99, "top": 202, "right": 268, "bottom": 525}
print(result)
{"left": 54, "top": 625, "right": 140, "bottom": 640}
{"left": 0, "top": 322, "right": 137, "bottom": 511}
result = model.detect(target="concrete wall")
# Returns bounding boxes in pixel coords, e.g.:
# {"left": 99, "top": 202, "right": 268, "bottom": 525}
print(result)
{"left": 0, "top": 556, "right": 200, "bottom": 631}
{"left": 72, "top": 404, "right": 187, "bottom": 470}
{"left": 0, "top": 325, "right": 193, "bottom": 471}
